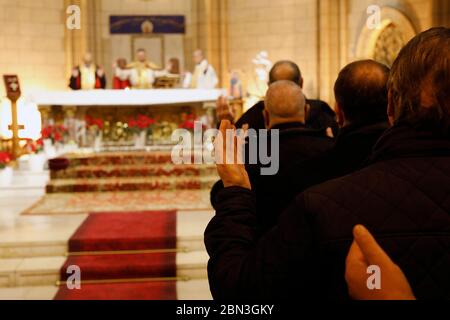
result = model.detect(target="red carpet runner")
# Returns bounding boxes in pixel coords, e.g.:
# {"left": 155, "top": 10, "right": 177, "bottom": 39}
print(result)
{"left": 54, "top": 211, "right": 178, "bottom": 300}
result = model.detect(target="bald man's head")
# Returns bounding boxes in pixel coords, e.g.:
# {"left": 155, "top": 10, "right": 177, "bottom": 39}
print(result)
{"left": 269, "top": 61, "right": 303, "bottom": 87}
{"left": 334, "top": 60, "right": 390, "bottom": 125}
{"left": 265, "top": 80, "right": 306, "bottom": 128}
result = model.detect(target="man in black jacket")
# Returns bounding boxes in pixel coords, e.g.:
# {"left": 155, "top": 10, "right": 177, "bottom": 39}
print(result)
{"left": 205, "top": 27, "right": 450, "bottom": 300}
{"left": 245, "top": 81, "right": 334, "bottom": 233}
{"left": 214, "top": 61, "right": 390, "bottom": 233}
{"left": 283, "top": 60, "right": 390, "bottom": 201}
{"left": 211, "top": 62, "right": 335, "bottom": 218}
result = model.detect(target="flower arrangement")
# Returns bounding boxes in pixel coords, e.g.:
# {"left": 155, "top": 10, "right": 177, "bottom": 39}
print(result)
{"left": 24, "top": 138, "right": 44, "bottom": 154}
{"left": 127, "top": 115, "right": 157, "bottom": 134}
{"left": 41, "top": 125, "right": 67, "bottom": 144}
{"left": 86, "top": 116, "right": 104, "bottom": 132}
{"left": 179, "top": 114, "right": 196, "bottom": 130}
{"left": 179, "top": 114, "right": 205, "bottom": 131}
{"left": 0, "top": 151, "right": 11, "bottom": 170}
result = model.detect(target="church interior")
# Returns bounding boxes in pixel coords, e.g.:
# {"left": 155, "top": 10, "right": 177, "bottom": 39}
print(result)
{"left": 0, "top": 0, "right": 448, "bottom": 301}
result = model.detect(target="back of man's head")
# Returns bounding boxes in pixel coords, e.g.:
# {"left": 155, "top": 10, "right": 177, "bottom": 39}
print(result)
{"left": 388, "top": 27, "right": 450, "bottom": 133}
{"left": 265, "top": 80, "right": 306, "bottom": 128}
{"left": 269, "top": 61, "right": 303, "bottom": 86}
{"left": 334, "top": 60, "right": 390, "bottom": 125}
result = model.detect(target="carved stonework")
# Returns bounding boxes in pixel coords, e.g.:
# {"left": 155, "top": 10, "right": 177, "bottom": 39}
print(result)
{"left": 373, "top": 23, "right": 407, "bottom": 67}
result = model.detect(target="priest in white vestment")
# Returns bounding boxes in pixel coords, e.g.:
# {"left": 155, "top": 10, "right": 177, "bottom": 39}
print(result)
{"left": 189, "top": 49, "right": 219, "bottom": 90}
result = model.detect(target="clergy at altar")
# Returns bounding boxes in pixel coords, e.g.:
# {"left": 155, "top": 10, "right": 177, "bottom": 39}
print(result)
{"left": 113, "top": 58, "right": 132, "bottom": 90}
{"left": 189, "top": 49, "right": 219, "bottom": 89}
{"left": 69, "top": 53, "right": 106, "bottom": 90}
{"left": 127, "top": 48, "right": 160, "bottom": 89}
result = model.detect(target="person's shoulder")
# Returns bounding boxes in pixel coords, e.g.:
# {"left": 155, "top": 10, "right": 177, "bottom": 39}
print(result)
{"left": 300, "top": 162, "right": 387, "bottom": 204}
{"left": 235, "top": 101, "right": 265, "bottom": 129}
{"left": 307, "top": 99, "right": 335, "bottom": 115}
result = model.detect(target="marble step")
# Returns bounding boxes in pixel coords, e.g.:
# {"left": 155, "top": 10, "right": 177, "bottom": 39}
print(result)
{"left": 0, "top": 251, "right": 209, "bottom": 288}
{"left": 61, "top": 151, "right": 208, "bottom": 168}
{"left": 50, "top": 163, "right": 217, "bottom": 180}
{"left": 0, "top": 279, "right": 212, "bottom": 300}
{"left": 46, "top": 175, "right": 218, "bottom": 193}
{"left": 0, "top": 211, "right": 213, "bottom": 259}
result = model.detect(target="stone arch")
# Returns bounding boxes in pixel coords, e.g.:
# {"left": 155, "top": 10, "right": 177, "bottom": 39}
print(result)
{"left": 355, "top": 6, "right": 417, "bottom": 65}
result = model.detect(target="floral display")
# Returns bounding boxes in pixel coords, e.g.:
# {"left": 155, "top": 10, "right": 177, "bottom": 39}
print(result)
{"left": 179, "top": 114, "right": 203, "bottom": 131}
{"left": 85, "top": 116, "right": 104, "bottom": 131}
{"left": 41, "top": 125, "right": 68, "bottom": 144}
{"left": 24, "top": 138, "right": 44, "bottom": 154}
{"left": 0, "top": 151, "right": 11, "bottom": 170}
{"left": 127, "top": 115, "right": 157, "bottom": 134}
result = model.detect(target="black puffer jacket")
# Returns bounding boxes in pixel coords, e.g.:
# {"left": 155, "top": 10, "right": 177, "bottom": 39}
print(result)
{"left": 211, "top": 122, "right": 333, "bottom": 233}
{"left": 205, "top": 124, "right": 450, "bottom": 300}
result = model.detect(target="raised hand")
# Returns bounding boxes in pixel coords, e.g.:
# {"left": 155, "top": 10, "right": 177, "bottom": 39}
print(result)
{"left": 216, "top": 96, "right": 236, "bottom": 124}
{"left": 215, "top": 120, "right": 251, "bottom": 190}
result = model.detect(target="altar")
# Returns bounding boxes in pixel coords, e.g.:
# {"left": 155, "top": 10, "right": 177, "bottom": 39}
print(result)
{"left": 28, "top": 89, "right": 224, "bottom": 148}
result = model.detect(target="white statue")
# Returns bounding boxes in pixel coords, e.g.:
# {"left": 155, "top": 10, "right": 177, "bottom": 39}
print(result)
{"left": 252, "top": 51, "right": 273, "bottom": 84}
{"left": 245, "top": 51, "right": 273, "bottom": 110}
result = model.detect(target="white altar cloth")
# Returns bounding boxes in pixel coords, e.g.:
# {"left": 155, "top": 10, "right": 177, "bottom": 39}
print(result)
{"left": 26, "top": 89, "right": 224, "bottom": 107}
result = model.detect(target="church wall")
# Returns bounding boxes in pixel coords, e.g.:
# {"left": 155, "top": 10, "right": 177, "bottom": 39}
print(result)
{"left": 0, "top": 0, "right": 66, "bottom": 95}
{"left": 0, "top": 0, "right": 442, "bottom": 100}
{"left": 226, "top": 0, "right": 320, "bottom": 100}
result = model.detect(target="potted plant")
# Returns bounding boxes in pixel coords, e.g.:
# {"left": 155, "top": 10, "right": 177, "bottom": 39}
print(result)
{"left": 0, "top": 151, "right": 13, "bottom": 187}
{"left": 127, "top": 115, "right": 156, "bottom": 148}
{"left": 41, "top": 125, "right": 68, "bottom": 158}
{"left": 85, "top": 116, "right": 104, "bottom": 151}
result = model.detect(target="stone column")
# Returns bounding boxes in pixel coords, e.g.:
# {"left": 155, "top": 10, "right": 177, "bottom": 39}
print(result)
{"left": 193, "top": 0, "right": 229, "bottom": 88}
{"left": 317, "top": 0, "right": 348, "bottom": 106}
{"left": 38, "top": 106, "right": 53, "bottom": 128}
{"left": 64, "top": 0, "right": 104, "bottom": 80}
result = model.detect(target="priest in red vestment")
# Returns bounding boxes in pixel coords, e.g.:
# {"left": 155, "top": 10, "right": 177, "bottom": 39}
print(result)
{"left": 112, "top": 58, "right": 132, "bottom": 90}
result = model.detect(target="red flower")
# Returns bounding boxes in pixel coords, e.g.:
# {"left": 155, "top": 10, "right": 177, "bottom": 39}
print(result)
{"left": 41, "top": 125, "right": 67, "bottom": 143}
{"left": 128, "top": 115, "right": 156, "bottom": 131}
{"left": 86, "top": 116, "right": 104, "bottom": 130}
{"left": 128, "top": 118, "right": 138, "bottom": 129}
{"left": 0, "top": 152, "right": 11, "bottom": 168}
{"left": 179, "top": 114, "right": 204, "bottom": 130}
{"left": 54, "top": 132, "right": 62, "bottom": 142}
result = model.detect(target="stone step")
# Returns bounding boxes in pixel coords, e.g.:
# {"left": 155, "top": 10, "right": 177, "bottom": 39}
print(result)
{"left": 0, "top": 211, "right": 213, "bottom": 259}
{"left": 61, "top": 151, "right": 208, "bottom": 168}
{"left": 0, "top": 279, "right": 212, "bottom": 300}
{"left": 50, "top": 163, "right": 217, "bottom": 180}
{"left": 46, "top": 175, "right": 218, "bottom": 193}
{"left": 0, "top": 251, "right": 209, "bottom": 288}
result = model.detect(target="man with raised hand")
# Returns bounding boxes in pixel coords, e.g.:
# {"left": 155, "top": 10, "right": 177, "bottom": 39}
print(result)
{"left": 205, "top": 28, "right": 450, "bottom": 300}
